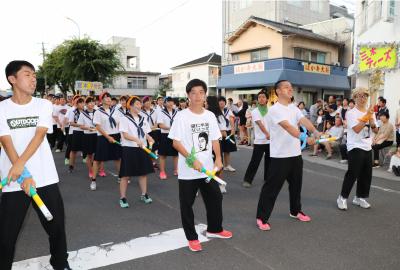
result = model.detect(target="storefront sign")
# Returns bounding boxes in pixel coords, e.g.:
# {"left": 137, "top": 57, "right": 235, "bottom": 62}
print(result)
{"left": 356, "top": 43, "right": 399, "bottom": 73}
{"left": 234, "top": 62, "right": 264, "bottom": 74}
{"left": 303, "top": 63, "right": 331, "bottom": 75}
{"left": 75, "top": 81, "right": 103, "bottom": 93}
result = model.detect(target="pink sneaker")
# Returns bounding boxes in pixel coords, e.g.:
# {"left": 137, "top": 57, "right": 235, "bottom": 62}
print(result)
{"left": 256, "top": 219, "right": 271, "bottom": 231}
{"left": 206, "top": 230, "right": 233, "bottom": 239}
{"left": 290, "top": 211, "right": 311, "bottom": 222}
{"left": 159, "top": 171, "right": 167, "bottom": 180}
{"left": 188, "top": 240, "right": 202, "bottom": 252}
{"left": 99, "top": 170, "right": 107, "bottom": 177}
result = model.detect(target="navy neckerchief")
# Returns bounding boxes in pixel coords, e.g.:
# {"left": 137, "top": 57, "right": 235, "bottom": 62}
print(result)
{"left": 73, "top": 108, "right": 81, "bottom": 123}
{"left": 161, "top": 108, "right": 177, "bottom": 127}
{"left": 141, "top": 109, "right": 155, "bottom": 126}
{"left": 125, "top": 113, "right": 145, "bottom": 138}
{"left": 223, "top": 108, "right": 230, "bottom": 128}
{"left": 82, "top": 109, "right": 96, "bottom": 126}
{"left": 98, "top": 106, "right": 117, "bottom": 129}
{"left": 118, "top": 107, "right": 127, "bottom": 115}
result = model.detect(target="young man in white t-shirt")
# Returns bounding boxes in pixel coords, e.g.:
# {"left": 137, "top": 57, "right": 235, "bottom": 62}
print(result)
{"left": 169, "top": 79, "right": 232, "bottom": 252}
{"left": 243, "top": 89, "right": 270, "bottom": 188}
{"left": 0, "top": 61, "right": 70, "bottom": 269}
{"left": 337, "top": 87, "right": 378, "bottom": 210}
{"left": 256, "top": 80, "right": 320, "bottom": 231}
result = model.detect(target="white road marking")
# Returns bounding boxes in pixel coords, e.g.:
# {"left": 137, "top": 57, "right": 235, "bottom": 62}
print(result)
{"left": 13, "top": 224, "right": 209, "bottom": 270}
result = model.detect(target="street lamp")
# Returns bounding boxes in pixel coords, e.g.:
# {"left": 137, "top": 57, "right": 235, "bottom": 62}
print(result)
{"left": 66, "top": 17, "right": 81, "bottom": 39}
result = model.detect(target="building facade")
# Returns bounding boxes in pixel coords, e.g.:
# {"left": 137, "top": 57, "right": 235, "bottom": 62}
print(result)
{"left": 354, "top": 0, "right": 400, "bottom": 117}
{"left": 218, "top": 16, "right": 350, "bottom": 105}
{"left": 170, "top": 53, "right": 221, "bottom": 97}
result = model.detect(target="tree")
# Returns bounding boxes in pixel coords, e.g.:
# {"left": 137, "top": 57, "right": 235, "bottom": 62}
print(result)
{"left": 41, "top": 38, "right": 122, "bottom": 95}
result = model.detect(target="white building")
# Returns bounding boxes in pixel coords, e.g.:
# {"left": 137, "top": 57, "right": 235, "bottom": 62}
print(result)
{"left": 107, "top": 36, "right": 160, "bottom": 97}
{"left": 169, "top": 53, "right": 221, "bottom": 97}
{"left": 354, "top": 0, "right": 399, "bottom": 116}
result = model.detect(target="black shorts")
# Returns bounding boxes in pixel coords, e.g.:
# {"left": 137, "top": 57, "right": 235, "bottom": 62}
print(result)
{"left": 94, "top": 134, "right": 122, "bottom": 161}
{"left": 119, "top": 147, "right": 154, "bottom": 177}
{"left": 83, "top": 133, "right": 97, "bottom": 155}
{"left": 158, "top": 133, "right": 178, "bottom": 156}
{"left": 148, "top": 130, "right": 160, "bottom": 152}
{"left": 70, "top": 131, "right": 84, "bottom": 152}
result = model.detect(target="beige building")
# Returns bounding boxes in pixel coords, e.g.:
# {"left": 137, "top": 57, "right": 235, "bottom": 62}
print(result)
{"left": 218, "top": 16, "right": 350, "bottom": 105}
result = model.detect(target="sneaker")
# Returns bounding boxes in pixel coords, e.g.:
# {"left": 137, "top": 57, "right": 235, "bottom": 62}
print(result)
{"left": 99, "top": 170, "right": 107, "bottom": 177}
{"left": 64, "top": 158, "right": 69, "bottom": 166}
{"left": 219, "top": 185, "right": 227, "bottom": 194}
{"left": 339, "top": 160, "right": 348, "bottom": 164}
{"left": 90, "top": 181, "right": 97, "bottom": 191}
{"left": 206, "top": 230, "right": 233, "bottom": 239}
{"left": 242, "top": 181, "right": 252, "bottom": 188}
{"left": 82, "top": 158, "right": 87, "bottom": 164}
{"left": 119, "top": 198, "right": 129, "bottom": 208}
{"left": 372, "top": 163, "right": 380, "bottom": 168}
{"left": 140, "top": 194, "right": 153, "bottom": 204}
{"left": 224, "top": 165, "right": 236, "bottom": 172}
{"left": 352, "top": 197, "right": 371, "bottom": 209}
{"left": 289, "top": 211, "right": 311, "bottom": 222}
{"left": 159, "top": 171, "right": 167, "bottom": 180}
{"left": 337, "top": 195, "right": 348, "bottom": 210}
{"left": 325, "top": 154, "right": 332, "bottom": 160}
{"left": 256, "top": 219, "right": 271, "bottom": 231}
{"left": 188, "top": 240, "right": 202, "bottom": 252}
{"left": 55, "top": 149, "right": 61, "bottom": 153}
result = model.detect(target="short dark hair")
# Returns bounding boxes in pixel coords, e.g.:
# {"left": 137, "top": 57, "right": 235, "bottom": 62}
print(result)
{"left": 349, "top": 99, "right": 355, "bottom": 104}
{"left": 186, "top": 79, "right": 207, "bottom": 94}
{"left": 380, "top": 111, "right": 390, "bottom": 119}
{"left": 76, "top": 97, "right": 84, "bottom": 104}
{"left": 381, "top": 98, "right": 387, "bottom": 104}
{"left": 257, "top": 90, "right": 269, "bottom": 99}
{"left": 85, "top": 97, "right": 94, "bottom": 104}
{"left": 5, "top": 60, "right": 35, "bottom": 86}
{"left": 119, "top": 95, "right": 128, "bottom": 101}
{"left": 111, "top": 97, "right": 118, "bottom": 102}
{"left": 218, "top": 96, "right": 227, "bottom": 103}
{"left": 274, "top": 80, "right": 289, "bottom": 90}
{"left": 179, "top": 98, "right": 187, "bottom": 103}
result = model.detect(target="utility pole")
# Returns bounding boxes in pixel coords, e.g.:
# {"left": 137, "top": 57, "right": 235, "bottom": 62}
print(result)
{"left": 41, "top": 42, "right": 48, "bottom": 94}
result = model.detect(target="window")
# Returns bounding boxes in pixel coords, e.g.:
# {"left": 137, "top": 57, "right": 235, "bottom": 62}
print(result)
{"left": 250, "top": 48, "right": 268, "bottom": 61}
{"left": 287, "top": 0, "right": 302, "bottom": 7}
{"left": 127, "top": 77, "right": 147, "bottom": 89}
{"left": 232, "top": 54, "right": 240, "bottom": 61}
{"left": 389, "top": 0, "right": 396, "bottom": 16}
{"left": 293, "top": 48, "right": 327, "bottom": 64}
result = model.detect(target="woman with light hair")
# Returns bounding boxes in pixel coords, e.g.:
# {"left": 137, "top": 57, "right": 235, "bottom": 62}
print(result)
{"left": 337, "top": 87, "right": 378, "bottom": 210}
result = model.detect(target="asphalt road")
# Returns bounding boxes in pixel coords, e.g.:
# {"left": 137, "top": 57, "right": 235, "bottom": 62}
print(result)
{"left": 5, "top": 146, "right": 400, "bottom": 270}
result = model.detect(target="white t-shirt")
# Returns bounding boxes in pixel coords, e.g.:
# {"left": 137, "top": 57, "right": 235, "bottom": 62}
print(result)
{"left": 346, "top": 108, "right": 376, "bottom": 151}
{"left": 140, "top": 109, "right": 157, "bottom": 129}
{"left": 54, "top": 104, "right": 69, "bottom": 128}
{"left": 93, "top": 106, "right": 120, "bottom": 135}
{"left": 77, "top": 110, "right": 97, "bottom": 134}
{"left": 252, "top": 107, "right": 270, "bottom": 145}
{"left": 327, "top": 125, "right": 344, "bottom": 139}
{"left": 51, "top": 104, "right": 58, "bottom": 126}
{"left": 0, "top": 98, "right": 59, "bottom": 192}
{"left": 168, "top": 108, "right": 221, "bottom": 180}
{"left": 218, "top": 108, "right": 234, "bottom": 131}
{"left": 119, "top": 114, "right": 151, "bottom": 147}
{"left": 67, "top": 108, "right": 83, "bottom": 133}
{"left": 157, "top": 108, "right": 178, "bottom": 134}
{"left": 267, "top": 102, "right": 304, "bottom": 158}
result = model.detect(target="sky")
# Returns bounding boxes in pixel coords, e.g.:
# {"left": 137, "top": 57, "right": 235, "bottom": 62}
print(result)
{"left": 0, "top": 0, "right": 355, "bottom": 90}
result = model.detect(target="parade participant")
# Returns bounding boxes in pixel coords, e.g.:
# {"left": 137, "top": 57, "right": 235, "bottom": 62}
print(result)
{"left": 157, "top": 96, "right": 178, "bottom": 179}
{"left": 77, "top": 97, "right": 97, "bottom": 179}
{"left": 0, "top": 60, "right": 71, "bottom": 270}
{"left": 141, "top": 96, "right": 159, "bottom": 167}
{"left": 178, "top": 98, "right": 188, "bottom": 111}
{"left": 155, "top": 96, "right": 164, "bottom": 111}
{"left": 67, "top": 97, "right": 85, "bottom": 173}
{"left": 48, "top": 96, "right": 59, "bottom": 150}
{"left": 169, "top": 79, "right": 232, "bottom": 252}
{"left": 54, "top": 96, "right": 69, "bottom": 153}
{"left": 256, "top": 80, "right": 319, "bottom": 231}
{"left": 117, "top": 95, "right": 128, "bottom": 115}
{"left": 118, "top": 96, "right": 155, "bottom": 208}
{"left": 64, "top": 95, "right": 80, "bottom": 166}
{"left": 217, "top": 96, "right": 237, "bottom": 172}
{"left": 91, "top": 92, "right": 121, "bottom": 191}
{"left": 242, "top": 90, "right": 270, "bottom": 188}
{"left": 337, "top": 87, "right": 378, "bottom": 210}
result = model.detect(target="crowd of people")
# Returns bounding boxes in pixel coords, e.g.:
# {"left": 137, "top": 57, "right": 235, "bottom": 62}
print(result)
{"left": 0, "top": 60, "right": 395, "bottom": 269}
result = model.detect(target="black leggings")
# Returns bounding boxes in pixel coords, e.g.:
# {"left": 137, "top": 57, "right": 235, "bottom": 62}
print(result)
{"left": 372, "top": 141, "right": 393, "bottom": 162}
{"left": 0, "top": 184, "right": 69, "bottom": 270}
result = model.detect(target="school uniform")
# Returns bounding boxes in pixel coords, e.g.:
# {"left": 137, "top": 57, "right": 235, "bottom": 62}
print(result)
{"left": 93, "top": 106, "right": 122, "bottom": 161}
{"left": 157, "top": 108, "right": 178, "bottom": 156}
{"left": 77, "top": 109, "right": 97, "bottom": 155}
{"left": 54, "top": 104, "right": 69, "bottom": 151}
{"left": 141, "top": 108, "right": 159, "bottom": 151}
{"left": 0, "top": 97, "right": 69, "bottom": 270}
{"left": 67, "top": 108, "right": 84, "bottom": 152}
{"left": 218, "top": 108, "right": 237, "bottom": 153}
{"left": 119, "top": 113, "right": 154, "bottom": 177}
{"left": 64, "top": 106, "right": 75, "bottom": 159}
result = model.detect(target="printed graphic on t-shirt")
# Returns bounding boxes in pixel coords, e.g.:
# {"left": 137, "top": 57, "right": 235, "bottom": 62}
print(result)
{"left": 59, "top": 108, "right": 68, "bottom": 115}
{"left": 191, "top": 123, "right": 209, "bottom": 153}
{"left": 7, "top": 116, "right": 39, "bottom": 129}
{"left": 362, "top": 124, "right": 371, "bottom": 139}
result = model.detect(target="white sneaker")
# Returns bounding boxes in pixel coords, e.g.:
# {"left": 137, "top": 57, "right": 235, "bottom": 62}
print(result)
{"left": 90, "top": 181, "right": 97, "bottom": 191}
{"left": 219, "top": 185, "right": 227, "bottom": 194}
{"left": 352, "top": 197, "right": 371, "bottom": 209}
{"left": 339, "top": 160, "right": 348, "bottom": 164}
{"left": 55, "top": 149, "right": 61, "bottom": 153}
{"left": 224, "top": 165, "right": 236, "bottom": 172}
{"left": 337, "top": 195, "right": 347, "bottom": 210}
